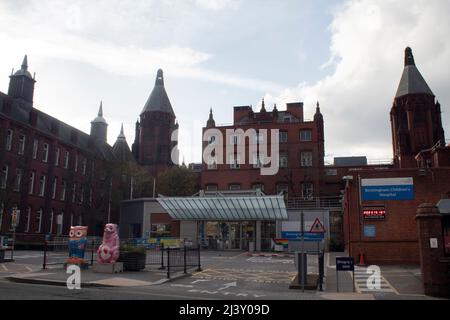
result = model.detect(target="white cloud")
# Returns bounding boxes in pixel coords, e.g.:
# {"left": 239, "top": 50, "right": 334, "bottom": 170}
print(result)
{"left": 195, "top": 0, "right": 240, "bottom": 11}
{"left": 266, "top": 0, "right": 450, "bottom": 163}
{"left": 0, "top": 0, "right": 278, "bottom": 93}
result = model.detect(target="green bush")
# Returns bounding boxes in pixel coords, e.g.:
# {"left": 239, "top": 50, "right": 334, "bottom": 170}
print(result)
{"left": 120, "top": 245, "right": 146, "bottom": 254}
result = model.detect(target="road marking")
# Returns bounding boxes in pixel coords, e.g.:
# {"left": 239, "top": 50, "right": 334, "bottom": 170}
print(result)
{"left": 25, "top": 266, "right": 33, "bottom": 272}
{"left": 351, "top": 267, "right": 398, "bottom": 294}
{"left": 191, "top": 279, "right": 210, "bottom": 284}
{"left": 171, "top": 284, "right": 194, "bottom": 288}
{"left": 218, "top": 281, "right": 237, "bottom": 291}
{"left": 1, "top": 264, "right": 8, "bottom": 271}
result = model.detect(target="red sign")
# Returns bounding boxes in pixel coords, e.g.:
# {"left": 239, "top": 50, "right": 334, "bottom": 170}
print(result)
{"left": 309, "top": 218, "right": 326, "bottom": 233}
{"left": 363, "top": 208, "right": 386, "bottom": 220}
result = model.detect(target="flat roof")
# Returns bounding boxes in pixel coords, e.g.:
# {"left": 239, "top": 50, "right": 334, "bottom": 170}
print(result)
{"left": 157, "top": 195, "right": 288, "bottom": 221}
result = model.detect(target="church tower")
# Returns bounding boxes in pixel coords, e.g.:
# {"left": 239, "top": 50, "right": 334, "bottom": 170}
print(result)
{"left": 132, "top": 69, "right": 177, "bottom": 177}
{"left": 390, "top": 47, "right": 445, "bottom": 168}
{"left": 8, "top": 55, "right": 36, "bottom": 105}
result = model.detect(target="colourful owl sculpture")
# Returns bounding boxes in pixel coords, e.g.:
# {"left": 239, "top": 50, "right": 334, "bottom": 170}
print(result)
{"left": 97, "top": 224, "right": 120, "bottom": 264}
{"left": 68, "top": 226, "right": 88, "bottom": 265}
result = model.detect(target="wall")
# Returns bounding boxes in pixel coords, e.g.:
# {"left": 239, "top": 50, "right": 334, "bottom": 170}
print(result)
{"left": 343, "top": 167, "right": 450, "bottom": 264}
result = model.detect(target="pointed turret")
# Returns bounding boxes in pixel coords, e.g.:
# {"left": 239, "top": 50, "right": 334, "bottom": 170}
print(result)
{"left": 8, "top": 55, "right": 36, "bottom": 104}
{"left": 395, "top": 47, "right": 434, "bottom": 98}
{"left": 391, "top": 47, "right": 445, "bottom": 168}
{"left": 206, "top": 108, "right": 216, "bottom": 128}
{"left": 90, "top": 101, "right": 108, "bottom": 143}
{"left": 113, "top": 124, "right": 134, "bottom": 162}
{"left": 260, "top": 98, "right": 266, "bottom": 112}
{"left": 141, "top": 69, "right": 174, "bottom": 115}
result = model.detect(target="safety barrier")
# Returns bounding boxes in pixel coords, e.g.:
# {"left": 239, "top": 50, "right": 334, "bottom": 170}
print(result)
{"left": 42, "top": 237, "right": 99, "bottom": 269}
{"left": 165, "top": 245, "right": 202, "bottom": 279}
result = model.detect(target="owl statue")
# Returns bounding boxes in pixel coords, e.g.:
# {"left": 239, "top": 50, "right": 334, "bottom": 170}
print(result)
{"left": 97, "top": 223, "right": 120, "bottom": 264}
{"left": 68, "top": 226, "right": 88, "bottom": 264}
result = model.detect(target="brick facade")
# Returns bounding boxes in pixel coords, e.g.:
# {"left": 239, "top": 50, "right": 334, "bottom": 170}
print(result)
{"left": 200, "top": 100, "right": 325, "bottom": 197}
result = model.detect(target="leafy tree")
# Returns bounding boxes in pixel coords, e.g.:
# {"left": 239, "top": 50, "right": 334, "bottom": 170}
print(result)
{"left": 156, "top": 166, "right": 198, "bottom": 197}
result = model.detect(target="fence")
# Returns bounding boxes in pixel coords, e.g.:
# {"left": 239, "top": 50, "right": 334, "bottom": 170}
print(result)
{"left": 42, "top": 237, "right": 99, "bottom": 269}
{"left": 165, "top": 246, "right": 202, "bottom": 279}
{"left": 42, "top": 237, "right": 202, "bottom": 279}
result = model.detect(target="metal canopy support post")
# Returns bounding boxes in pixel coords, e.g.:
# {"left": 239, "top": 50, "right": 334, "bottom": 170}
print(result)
{"left": 336, "top": 268, "right": 339, "bottom": 292}
{"left": 300, "top": 210, "right": 305, "bottom": 292}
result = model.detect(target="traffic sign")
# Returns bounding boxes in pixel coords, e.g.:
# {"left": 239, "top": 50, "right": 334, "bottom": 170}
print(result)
{"left": 309, "top": 218, "right": 326, "bottom": 233}
{"left": 281, "top": 231, "right": 324, "bottom": 241}
{"left": 336, "top": 256, "right": 355, "bottom": 293}
{"left": 336, "top": 257, "right": 354, "bottom": 271}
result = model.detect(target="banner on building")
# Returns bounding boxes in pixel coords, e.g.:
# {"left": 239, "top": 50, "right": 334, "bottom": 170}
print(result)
{"left": 361, "top": 177, "right": 414, "bottom": 201}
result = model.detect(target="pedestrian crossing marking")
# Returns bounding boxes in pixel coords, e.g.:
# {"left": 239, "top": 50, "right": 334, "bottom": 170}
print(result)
{"left": 351, "top": 266, "right": 398, "bottom": 294}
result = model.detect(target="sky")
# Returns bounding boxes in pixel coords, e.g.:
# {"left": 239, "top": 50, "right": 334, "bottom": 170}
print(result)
{"left": 0, "top": 0, "right": 449, "bottom": 165}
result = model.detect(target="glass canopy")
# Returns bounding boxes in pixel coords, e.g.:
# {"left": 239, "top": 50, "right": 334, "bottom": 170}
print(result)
{"left": 157, "top": 195, "right": 288, "bottom": 221}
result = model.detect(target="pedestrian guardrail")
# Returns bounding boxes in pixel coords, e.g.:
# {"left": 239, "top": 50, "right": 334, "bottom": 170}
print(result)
{"left": 42, "top": 238, "right": 98, "bottom": 269}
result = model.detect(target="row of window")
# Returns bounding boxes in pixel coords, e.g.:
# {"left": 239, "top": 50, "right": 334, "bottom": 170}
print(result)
{"left": 0, "top": 204, "right": 80, "bottom": 235}
{"left": 205, "top": 182, "right": 314, "bottom": 198}
{"left": 4, "top": 129, "right": 89, "bottom": 174}
{"left": 206, "top": 151, "right": 313, "bottom": 169}
{"left": 207, "top": 130, "right": 312, "bottom": 145}
{"left": 1, "top": 165, "right": 92, "bottom": 204}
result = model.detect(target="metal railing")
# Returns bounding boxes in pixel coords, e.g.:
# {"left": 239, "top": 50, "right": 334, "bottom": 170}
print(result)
{"left": 42, "top": 238, "right": 97, "bottom": 269}
{"left": 286, "top": 196, "right": 342, "bottom": 210}
{"left": 165, "top": 246, "right": 202, "bottom": 278}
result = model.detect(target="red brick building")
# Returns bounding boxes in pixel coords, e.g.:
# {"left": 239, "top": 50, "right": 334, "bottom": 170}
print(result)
{"left": 132, "top": 69, "right": 178, "bottom": 178}
{"left": 201, "top": 100, "right": 325, "bottom": 197}
{"left": 342, "top": 47, "right": 450, "bottom": 264}
{"left": 0, "top": 56, "right": 134, "bottom": 245}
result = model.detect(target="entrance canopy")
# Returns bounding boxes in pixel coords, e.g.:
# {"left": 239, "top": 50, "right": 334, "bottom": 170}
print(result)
{"left": 157, "top": 195, "right": 288, "bottom": 221}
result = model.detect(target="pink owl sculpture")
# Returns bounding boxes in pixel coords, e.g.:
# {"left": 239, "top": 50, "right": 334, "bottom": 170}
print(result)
{"left": 97, "top": 224, "right": 120, "bottom": 264}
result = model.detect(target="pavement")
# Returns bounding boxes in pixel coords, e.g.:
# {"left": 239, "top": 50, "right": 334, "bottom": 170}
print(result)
{"left": 0, "top": 249, "right": 446, "bottom": 300}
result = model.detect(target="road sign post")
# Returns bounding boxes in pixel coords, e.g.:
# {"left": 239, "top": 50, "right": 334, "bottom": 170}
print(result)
{"left": 336, "top": 256, "right": 355, "bottom": 293}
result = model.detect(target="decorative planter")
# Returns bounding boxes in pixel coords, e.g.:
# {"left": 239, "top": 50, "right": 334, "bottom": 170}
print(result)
{"left": 118, "top": 251, "right": 146, "bottom": 271}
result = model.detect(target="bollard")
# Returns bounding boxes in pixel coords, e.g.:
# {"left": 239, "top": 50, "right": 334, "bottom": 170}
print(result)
{"left": 196, "top": 245, "right": 202, "bottom": 272}
{"left": 184, "top": 246, "right": 187, "bottom": 274}
{"left": 166, "top": 248, "right": 170, "bottom": 279}
{"left": 42, "top": 240, "right": 48, "bottom": 270}
{"left": 90, "top": 239, "right": 95, "bottom": 266}
{"left": 159, "top": 243, "right": 165, "bottom": 270}
{"left": 318, "top": 251, "right": 324, "bottom": 291}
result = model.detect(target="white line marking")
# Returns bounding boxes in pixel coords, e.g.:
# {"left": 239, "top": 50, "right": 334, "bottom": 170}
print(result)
{"left": 191, "top": 279, "right": 210, "bottom": 284}
{"left": 1, "top": 264, "right": 8, "bottom": 271}
{"left": 171, "top": 284, "right": 194, "bottom": 288}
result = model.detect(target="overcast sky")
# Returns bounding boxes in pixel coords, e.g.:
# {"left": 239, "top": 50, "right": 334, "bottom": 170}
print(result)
{"left": 0, "top": 0, "right": 449, "bottom": 165}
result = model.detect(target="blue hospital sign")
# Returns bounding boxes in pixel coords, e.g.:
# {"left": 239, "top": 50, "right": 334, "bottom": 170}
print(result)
{"left": 361, "top": 177, "right": 414, "bottom": 201}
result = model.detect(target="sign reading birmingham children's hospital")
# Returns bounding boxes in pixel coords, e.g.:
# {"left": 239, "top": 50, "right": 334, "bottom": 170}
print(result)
{"left": 361, "top": 177, "right": 414, "bottom": 201}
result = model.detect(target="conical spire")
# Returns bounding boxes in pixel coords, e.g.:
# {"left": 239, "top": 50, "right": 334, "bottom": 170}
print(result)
{"left": 91, "top": 101, "right": 107, "bottom": 124}
{"left": 207, "top": 108, "right": 216, "bottom": 128}
{"left": 21, "top": 55, "right": 28, "bottom": 71}
{"left": 404, "top": 47, "right": 415, "bottom": 66}
{"left": 155, "top": 69, "right": 164, "bottom": 86}
{"left": 112, "top": 123, "right": 134, "bottom": 162}
{"left": 98, "top": 101, "right": 103, "bottom": 117}
{"left": 141, "top": 69, "right": 174, "bottom": 115}
{"left": 261, "top": 98, "right": 266, "bottom": 112}
{"left": 395, "top": 47, "right": 433, "bottom": 98}
{"left": 117, "top": 123, "right": 126, "bottom": 140}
